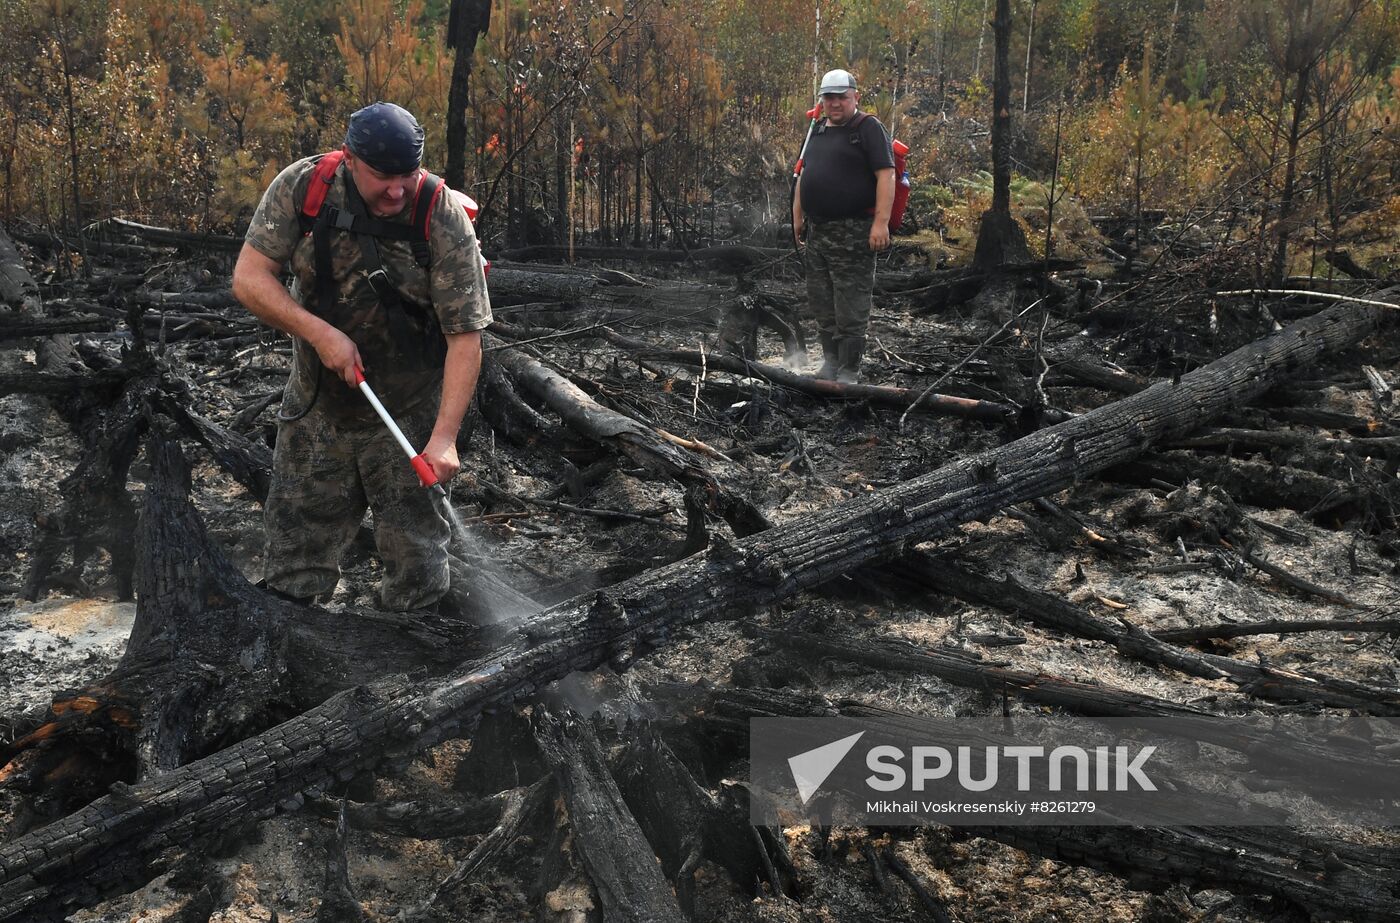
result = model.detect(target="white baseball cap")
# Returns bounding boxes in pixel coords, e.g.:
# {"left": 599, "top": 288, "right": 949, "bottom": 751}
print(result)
{"left": 818, "top": 69, "right": 857, "bottom": 95}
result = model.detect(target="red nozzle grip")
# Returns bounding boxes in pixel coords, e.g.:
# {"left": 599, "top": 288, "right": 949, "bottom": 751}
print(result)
{"left": 411, "top": 453, "right": 438, "bottom": 488}
{"left": 806, "top": 106, "right": 820, "bottom": 119}
{"left": 352, "top": 365, "right": 366, "bottom": 385}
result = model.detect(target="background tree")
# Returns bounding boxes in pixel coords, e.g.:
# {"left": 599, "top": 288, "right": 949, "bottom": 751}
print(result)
{"left": 972, "top": 0, "right": 1031, "bottom": 273}
{"left": 444, "top": 0, "right": 492, "bottom": 189}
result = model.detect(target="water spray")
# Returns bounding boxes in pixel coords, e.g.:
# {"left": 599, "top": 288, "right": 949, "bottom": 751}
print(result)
{"left": 352, "top": 366, "right": 447, "bottom": 501}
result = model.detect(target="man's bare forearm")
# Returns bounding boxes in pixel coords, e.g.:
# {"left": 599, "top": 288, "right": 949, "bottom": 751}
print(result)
{"left": 432, "top": 330, "right": 483, "bottom": 444}
{"left": 232, "top": 243, "right": 334, "bottom": 345}
{"left": 873, "top": 169, "right": 896, "bottom": 225}
{"left": 232, "top": 242, "right": 363, "bottom": 385}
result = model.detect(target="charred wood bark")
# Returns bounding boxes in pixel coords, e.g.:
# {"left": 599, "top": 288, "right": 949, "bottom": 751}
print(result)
{"left": 752, "top": 632, "right": 1400, "bottom": 793}
{"left": 20, "top": 367, "right": 154, "bottom": 600}
{"left": 1172, "top": 426, "right": 1400, "bottom": 460}
{"left": 0, "top": 299, "right": 1384, "bottom": 921}
{"left": 163, "top": 397, "right": 273, "bottom": 502}
{"left": 94, "top": 218, "right": 242, "bottom": 253}
{"left": 1155, "top": 617, "right": 1400, "bottom": 644}
{"left": 897, "top": 553, "right": 1400, "bottom": 713}
{"left": 612, "top": 724, "right": 774, "bottom": 911}
{"left": 0, "top": 228, "right": 41, "bottom": 314}
{"left": 497, "top": 243, "right": 791, "bottom": 266}
{"left": 315, "top": 800, "right": 367, "bottom": 923}
{"left": 399, "top": 778, "right": 551, "bottom": 923}
{"left": 2, "top": 427, "right": 509, "bottom": 826}
{"left": 532, "top": 708, "right": 686, "bottom": 923}
{"left": 1266, "top": 405, "right": 1394, "bottom": 435}
{"left": 764, "top": 629, "right": 1212, "bottom": 718}
{"left": 307, "top": 787, "right": 523, "bottom": 840}
{"left": 477, "top": 354, "right": 575, "bottom": 451}
{"left": 1108, "top": 450, "right": 1369, "bottom": 521}
{"left": 0, "top": 314, "right": 113, "bottom": 340}
{"left": 492, "top": 338, "right": 771, "bottom": 536}
{"left": 0, "top": 368, "right": 130, "bottom": 398}
{"left": 488, "top": 266, "right": 727, "bottom": 325}
{"left": 593, "top": 327, "right": 1017, "bottom": 423}
{"left": 1049, "top": 358, "right": 1150, "bottom": 395}
{"left": 880, "top": 847, "right": 954, "bottom": 923}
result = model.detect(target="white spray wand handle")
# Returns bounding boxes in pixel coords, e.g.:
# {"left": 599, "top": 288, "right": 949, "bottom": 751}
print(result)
{"left": 353, "top": 366, "right": 445, "bottom": 497}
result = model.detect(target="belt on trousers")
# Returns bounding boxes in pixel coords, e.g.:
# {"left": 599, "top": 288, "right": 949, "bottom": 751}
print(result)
{"left": 806, "top": 213, "right": 869, "bottom": 225}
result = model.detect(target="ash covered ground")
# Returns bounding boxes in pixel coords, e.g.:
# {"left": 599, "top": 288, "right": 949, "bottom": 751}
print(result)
{"left": 3, "top": 238, "right": 1400, "bottom": 922}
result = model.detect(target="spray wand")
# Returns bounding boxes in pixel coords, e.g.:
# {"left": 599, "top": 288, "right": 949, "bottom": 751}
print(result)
{"left": 790, "top": 104, "right": 821, "bottom": 251}
{"left": 352, "top": 366, "right": 447, "bottom": 500}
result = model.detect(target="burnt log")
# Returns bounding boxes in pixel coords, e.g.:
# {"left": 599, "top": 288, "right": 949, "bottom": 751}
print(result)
{"left": 398, "top": 778, "right": 552, "bottom": 922}
{"left": 0, "top": 298, "right": 1386, "bottom": 921}
{"left": 1154, "top": 617, "right": 1400, "bottom": 644}
{"left": 306, "top": 787, "right": 527, "bottom": 840}
{"left": 488, "top": 266, "right": 728, "bottom": 325}
{"left": 315, "top": 801, "right": 367, "bottom": 923}
{"left": 1171, "top": 426, "right": 1400, "bottom": 460}
{"left": 3, "top": 428, "right": 294, "bottom": 820}
{"left": 0, "top": 368, "right": 131, "bottom": 399}
{"left": 532, "top": 708, "right": 686, "bottom": 923}
{"left": 1107, "top": 450, "right": 1370, "bottom": 521}
{"left": 613, "top": 724, "right": 775, "bottom": 911}
{"left": 20, "top": 367, "right": 155, "bottom": 600}
{"left": 0, "top": 314, "right": 114, "bottom": 340}
{"left": 900, "top": 553, "right": 1400, "bottom": 713}
{"left": 2, "top": 428, "right": 510, "bottom": 827}
{"left": 491, "top": 337, "right": 772, "bottom": 536}
{"left": 594, "top": 327, "right": 1018, "bottom": 423}
{"left": 0, "top": 227, "right": 41, "bottom": 314}
{"left": 497, "top": 243, "right": 791, "bottom": 266}
{"left": 94, "top": 218, "right": 243, "bottom": 253}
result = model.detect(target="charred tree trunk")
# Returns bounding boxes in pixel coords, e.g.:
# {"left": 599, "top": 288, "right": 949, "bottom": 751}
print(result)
{"left": 0, "top": 227, "right": 41, "bottom": 314}
{"left": 0, "top": 298, "right": 1384, "bottom": 921}
{"left": 533, "top": 708, "right": 686, "bottom": 923}
{"left": 971, "top": 0, "right": 1031, "bottom": 277}
{"left": 444, "top": 0, "right": 492, "bottom": 191}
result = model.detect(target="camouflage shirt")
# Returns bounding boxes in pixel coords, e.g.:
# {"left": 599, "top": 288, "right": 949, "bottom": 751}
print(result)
{"left": 245, "top": 155, "right": 493, "bottom": 421}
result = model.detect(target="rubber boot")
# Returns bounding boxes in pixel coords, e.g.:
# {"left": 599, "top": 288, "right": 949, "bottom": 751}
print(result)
{"left": 815, "top": 330, "right": 839, "bottom": 380}
{"left": 835, "top": 336, "right": 866, "bottom": 384}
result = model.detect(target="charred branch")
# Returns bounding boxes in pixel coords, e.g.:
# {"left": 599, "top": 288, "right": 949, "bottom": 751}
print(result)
{"left": 533, "top": 708, "right": 686, "bottom": 923}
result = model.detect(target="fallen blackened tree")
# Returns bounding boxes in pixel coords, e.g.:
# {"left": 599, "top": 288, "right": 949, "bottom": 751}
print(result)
{"left": 0, "top": 296, "right": 1389, "bottom": 920}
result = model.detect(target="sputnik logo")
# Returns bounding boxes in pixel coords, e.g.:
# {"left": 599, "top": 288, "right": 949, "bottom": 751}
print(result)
{"left": 787, "top": 732, "right": 865, "bottom": 804}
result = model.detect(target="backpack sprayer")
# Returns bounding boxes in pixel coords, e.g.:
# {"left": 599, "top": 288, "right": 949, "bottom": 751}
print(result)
{"left": 352, "top": 365, "right": 447, "bottom": 500}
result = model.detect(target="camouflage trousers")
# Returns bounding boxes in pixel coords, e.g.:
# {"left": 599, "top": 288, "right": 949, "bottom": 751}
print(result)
{"left": 264, "top": 398, "right": 450, "bottom": 610}
{"left": 804, "top": 217, "right": 876, "bottom": 340}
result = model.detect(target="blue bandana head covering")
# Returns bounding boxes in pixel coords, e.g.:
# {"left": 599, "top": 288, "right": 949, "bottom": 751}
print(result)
{"left": 345, "top": 102, "right": 425, "bottom": 174}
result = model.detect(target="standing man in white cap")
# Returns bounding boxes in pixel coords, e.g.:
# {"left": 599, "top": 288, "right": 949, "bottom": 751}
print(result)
{"left": 792, "top": 68, "right": 895, "bottom": 383}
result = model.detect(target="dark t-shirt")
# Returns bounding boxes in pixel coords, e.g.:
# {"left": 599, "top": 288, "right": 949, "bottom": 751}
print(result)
{"left": 799, "top": 113, "right": 895, "bottom": 220}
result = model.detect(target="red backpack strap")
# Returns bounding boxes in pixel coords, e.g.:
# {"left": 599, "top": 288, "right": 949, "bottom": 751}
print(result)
{"left": 299, "top": 151, "right": 345, "bottom": 233}
{"left": 409, "top": 171, "right": 446, "bottom": 268}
